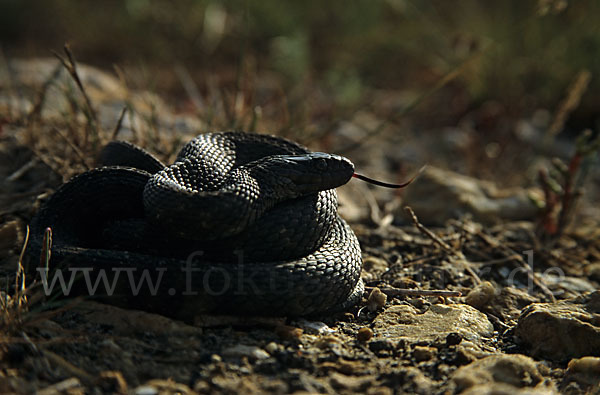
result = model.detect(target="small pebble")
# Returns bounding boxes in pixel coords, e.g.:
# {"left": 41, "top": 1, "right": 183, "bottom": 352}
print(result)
{"left": 413, "top": 346, "right": 436, "bottom": 362}
{"left": 222, "top": 345, "right": 269, "bottom": 361}
{"left": 295, "top": 319, "right": 334, "bottom": 335}
{"left": 265, "top": 342, "right": 279, "bottom": 354}
{"left": 134, "top": 385, "right": 158, "bottom": 395}
{"left": 465, "top": 281, "right": 495, "bottom": 309}
{"left": 408, "top": 297, "right": 427, "bottom": 309}
{"left": 368, "top": 287, "right": 387, "bottom": 311}
{"left": 357, "top": 327, "right": 374, "bottom": 343}
{"left": 446, "top": 332, "right": 463, "bottom": 346}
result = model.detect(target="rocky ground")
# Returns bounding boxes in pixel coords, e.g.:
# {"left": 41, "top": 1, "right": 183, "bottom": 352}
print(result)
{"left": 1, "top": 58, "right": 599, "bottom": 394}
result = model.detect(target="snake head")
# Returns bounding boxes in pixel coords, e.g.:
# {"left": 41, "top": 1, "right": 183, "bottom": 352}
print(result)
{"left": 254, "top": 152, "right": 355, "bottom": 195}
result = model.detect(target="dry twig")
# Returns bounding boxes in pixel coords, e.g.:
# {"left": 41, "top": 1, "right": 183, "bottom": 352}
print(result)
{"left": 404, "top": 207, "right": 452, "bottom": 252}
{"left": 42, "top": 350, "right": 95, "bottom": 384}
{"left": 404, "top": 207, "right": 481, "bottom": 284}
{"left": 460, "top": 222, "right": 557, "bottom": 302}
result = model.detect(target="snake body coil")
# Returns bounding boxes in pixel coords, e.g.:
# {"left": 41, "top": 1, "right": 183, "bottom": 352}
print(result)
{"left": 29, "top": 132, "right": 364, "bottom": 318}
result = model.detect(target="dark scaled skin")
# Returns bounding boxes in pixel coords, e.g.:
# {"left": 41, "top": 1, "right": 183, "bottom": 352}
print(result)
{"left": 28, "top": 132, "right": 364, "bottom": 319}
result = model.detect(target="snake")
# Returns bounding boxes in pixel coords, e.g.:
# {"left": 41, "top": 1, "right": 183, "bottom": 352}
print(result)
{"left": 28, "top": 132, "right": 364, "bottom": 318}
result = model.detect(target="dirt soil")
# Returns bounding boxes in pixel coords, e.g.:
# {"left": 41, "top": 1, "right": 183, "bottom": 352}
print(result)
{"left": 1, "top": 58, "right": 599, "bottom": 394}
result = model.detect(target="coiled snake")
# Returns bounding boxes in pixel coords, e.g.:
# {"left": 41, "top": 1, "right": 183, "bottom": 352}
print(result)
{"left": 29, "top": 132, "right": 364, "bottom": 318}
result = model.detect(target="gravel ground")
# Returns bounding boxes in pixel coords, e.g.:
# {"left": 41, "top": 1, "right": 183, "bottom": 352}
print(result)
{"left": 1, "top": 58, "right": 599, "bottom": 394}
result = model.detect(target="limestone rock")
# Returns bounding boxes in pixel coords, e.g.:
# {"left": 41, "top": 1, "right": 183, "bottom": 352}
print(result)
{"left": 562, "top": 356, "right": 600, "bottom": 392}
{"left": 413, "top": 345, "right": 436, "bottom": 362}
{"left": 515, "top": 292, "right": 600, "bottom": 360}
{"left": 486, "top": 286, "right": 538, "bottom": 324}
{"left": 372, "top": 303, "right": 493, "bottom": 346}
{"left": 465, "top": 281, "right": 496, "bottom": 310}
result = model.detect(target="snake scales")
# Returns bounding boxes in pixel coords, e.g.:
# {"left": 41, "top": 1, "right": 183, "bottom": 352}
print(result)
{"left": 29, "top": 132, "right": 363, "bottom": 318}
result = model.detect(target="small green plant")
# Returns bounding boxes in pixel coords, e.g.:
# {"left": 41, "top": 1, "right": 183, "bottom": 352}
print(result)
{"left": 537, "top": 129, "right": 600, "bottom": 244}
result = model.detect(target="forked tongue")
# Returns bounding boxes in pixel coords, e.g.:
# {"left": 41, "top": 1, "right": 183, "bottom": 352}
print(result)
{"left": 352, "top": 165, "right": 427, "bottom": 188}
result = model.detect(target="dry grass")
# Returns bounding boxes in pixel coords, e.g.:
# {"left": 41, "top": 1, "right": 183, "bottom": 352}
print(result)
{"left": 0, "top": 227, "right": 29, "bottom": 333}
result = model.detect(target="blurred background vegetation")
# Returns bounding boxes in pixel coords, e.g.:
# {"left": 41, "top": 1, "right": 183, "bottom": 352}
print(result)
{"left": 1, "top": 0, "right": 598, "bottom": 133}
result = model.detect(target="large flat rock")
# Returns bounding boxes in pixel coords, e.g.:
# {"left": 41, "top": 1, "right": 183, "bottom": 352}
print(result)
{"left": 515, "top": 291, "right": 600, "bottom": 361}
{"left": 372, "top": 303, "right": 494, "bottom": 345}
